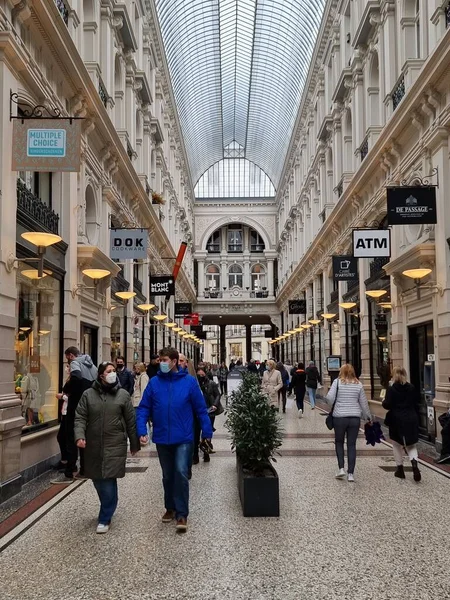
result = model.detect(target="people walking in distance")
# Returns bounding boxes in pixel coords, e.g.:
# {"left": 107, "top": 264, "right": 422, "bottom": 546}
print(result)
{"left": 218, "top": 361, "right": 229, "bottom": 397}
{"left": 262, "top": 359, "right": 283, "bottom": 410}
{"left": 195, "top": 368, "right": 222, "bottom": 463}
{"left": 146, "top": 354, "right": 160, "bottom": 380}
{"left": 132, "top": 363, "right": 149, "bottom": 409}
{"left": 115, "top": 357, "right": 134, "bottom": 395}
{"left": 74, "top": 362, "right": 140, "bottom": 533}
{"left": 258, "top": 360, "right": 267, "bottom": 378}
{"left": 276, "top": 362, "right": 290, "bottom": 413}
{"left": 290, "top": 362, "right": 306, "bottom": 418}
{"left": 326, "top": 364, "right": 371, "bottom": 482}
{"left": 382, "top": 366, "right": 421, "bottom": 482}
{"left": 136, "top": 348, "right": 213, "bottom": 533}
{"left": 229, "top": 359, "right": 236, "bottom": 372}
{"left": 178, "top": 353, "right": 188, "bottom": 371}
{"left": 247, "top": 359, "right": 258, "bottom": 374}
{"left": 305, "top": 361, "right": 321, "bottom": 409}
{"left": 57, "top": 347, "right": 98, "bottom": 482}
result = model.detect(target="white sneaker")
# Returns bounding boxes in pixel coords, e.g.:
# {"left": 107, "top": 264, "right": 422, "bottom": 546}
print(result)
{"left": 335, "top": 468, "right": 346, "bottom": 479}
{"left": 298, "top": 409, "right": 303, "bottom": 419}
{"left": 347, "top": 473, "right": 355, "bottom": 483}
{"left": 96, "top": 523, "right": 110, "bottom": 534}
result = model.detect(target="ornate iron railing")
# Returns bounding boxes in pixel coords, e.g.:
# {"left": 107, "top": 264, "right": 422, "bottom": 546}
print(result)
{"left": 330, "top": 289, "right": 339, "bottom": 303}
{"left": 360, "top": 137, "right": 369, "bottom": 161}
{"left": 369, "top": 256, "right": 390, "bottom": 278}
{"left": 17, "top": 179, "right": 59, "bottom": 234}
{"left": 336, "top": 180, "right": 343, "bottom": 197}
{"left": 133, "top": 277, "right": 143, "bottom": 294}
{"left": 392, "top": 75, "right": 405, "bottom": 111}
{"left": 127, "top": 139, "right": 134, "bottom": 161}
{"left": 55, "top": 0, "right": 69, "bottom": 25}
{"left": 446, "top": 2, "right": 450, "bottom": 28}
{"left": 98, "top": 78, "right": 108, "bottom": 108}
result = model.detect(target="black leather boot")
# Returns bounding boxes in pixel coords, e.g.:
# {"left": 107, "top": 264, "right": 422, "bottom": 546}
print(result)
{"left": 411, "top": 459, "right": 421, "bottom": 482}
{"left": 394, "top": 465, "right": 405, "bottom": 479}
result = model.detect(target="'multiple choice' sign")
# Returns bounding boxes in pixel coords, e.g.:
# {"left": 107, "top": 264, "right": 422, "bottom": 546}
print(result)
{"left": 27, "top": 129, "right": 66, "bottom": 157}
{"left": 110, "top": 229, "right": 148, "bottom": 260}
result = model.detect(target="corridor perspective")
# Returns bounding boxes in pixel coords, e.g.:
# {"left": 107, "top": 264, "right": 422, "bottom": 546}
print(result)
{"left": 2, "top": 406, "right": 450, "bottom": 600}
{"left": 1, "top": 0, "right": 450, "bottom": 598}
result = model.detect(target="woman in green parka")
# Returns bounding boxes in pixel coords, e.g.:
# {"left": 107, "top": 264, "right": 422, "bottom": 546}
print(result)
{"left": 74, "top": 361, "right": 140, "bottom": 534}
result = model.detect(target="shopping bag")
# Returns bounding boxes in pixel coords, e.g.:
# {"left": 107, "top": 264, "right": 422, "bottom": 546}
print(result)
{"left": 286, "top": 396, "right": 295, "bottom": 409}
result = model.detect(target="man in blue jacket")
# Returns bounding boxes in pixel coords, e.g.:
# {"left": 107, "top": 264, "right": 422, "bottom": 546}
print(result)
{"left": 136, "top": 347, "right": 213, "bottom": 533}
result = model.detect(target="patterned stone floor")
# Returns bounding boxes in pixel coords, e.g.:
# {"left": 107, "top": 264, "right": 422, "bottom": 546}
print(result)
{"left": 1, "top": 403, "right": 450, "bottom": 600}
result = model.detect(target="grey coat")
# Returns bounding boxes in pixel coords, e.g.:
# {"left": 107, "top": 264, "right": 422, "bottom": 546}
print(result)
{"left": 74, "top": 381, "right": 140, "bottom": 480}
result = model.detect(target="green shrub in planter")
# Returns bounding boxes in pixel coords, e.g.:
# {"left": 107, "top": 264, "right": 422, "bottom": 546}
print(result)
{"left": 225, "top": 372, "right": 283, "bottom": 475}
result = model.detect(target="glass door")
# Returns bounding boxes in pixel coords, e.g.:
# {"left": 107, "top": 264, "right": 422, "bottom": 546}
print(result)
{"left": 409, "top": 322, "right": 434, "bottom": 437}
{"left": 81, "top": 324, "right": 98, "bottom": 367}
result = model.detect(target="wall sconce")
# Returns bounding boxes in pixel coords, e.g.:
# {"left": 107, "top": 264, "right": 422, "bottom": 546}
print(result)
{"left": 115, "top": 291, "right": 136, "bottom": 302}
{"left": 365, "top": 290, "right": 387, "bottom": 299}
{"left": 164, "top": 322, "right": 177, "bottom": 328}
{"left": 321, "top": 313, "right": 337, "bottom": 320}
{"left": 309, "top": 319, "right": 321, "bottom": 325}
{"left": 137, "top": 303, "right": 155, "bottom": 311}
{"left": 72, "top": 268, "right": 111, "bottom": 301}
{"left": 21, "top": 269, "right": 52, "bottom": 280}
{"left": 294, "top": 327, "right": 304, "bottom": 333}
{"left": 378, "top": 302, "right": 393, "bottom": 310}
{"left": 7, "top": 231, "right": 62, "bottom": 277}
{"left": 302, "top": 322, "right": 312, "bottom": 329}
{"left": 173, "top": 327, "right": 182, "bottom": 332}
{"left": 402, "top": 268, "right": 432, "bottom": 299}
{"left": 339, "top": 302, "right": 357, "bottom": 310}
{"left": 153, "top": 314, "right": 168, "bottom": 322}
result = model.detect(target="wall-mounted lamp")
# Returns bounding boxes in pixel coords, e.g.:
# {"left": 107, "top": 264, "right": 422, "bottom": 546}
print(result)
{"left": 115, "top": 291, "right": 136, "bottom": 301}
{"left": 302, "top": 323, "right": 312, "bottom": 329}
{"left": 378, "top": 302, "right": 393, "bottom": 310}
{"left": 173, "top": 327, "right": 182, "bottom": 332}
{"left": 72, "top": 268, "right": 111, "bottom": 301}
{"left": 309, "top": 319, "right": 321, "bottom": 325}
{"left": 153, "top": 314, "right": 168, "bottom": 322}
{"left": 137, "top": 303, "right": 155, "bottom": 311}
{"left": 365, "top": 290, "right": 387, "bottom": 299}
{"left": 164, "top": 322, "right": 177, "bottom": 328}
{"left": 7, "top": 231, "right": 62, "bottom": 277}
{"left": 402, "top": 268, "right": 433, "bottom": 300}
{"left": 21, "top": 269, "right": 52, "bottom": 280}
{"left": 321, "top": 313, "right": 337, "bottom": 319}
{"left": 339, "top": 302, "right": 357, "bottom": 310}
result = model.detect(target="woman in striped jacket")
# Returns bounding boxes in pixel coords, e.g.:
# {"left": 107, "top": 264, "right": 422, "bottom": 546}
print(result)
{"left": 326, "top": 364, "right": 372, "bottom": 482}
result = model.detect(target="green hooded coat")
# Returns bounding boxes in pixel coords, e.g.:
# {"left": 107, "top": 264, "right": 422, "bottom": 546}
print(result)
{"left": 74, "top": 380, "right": 140, "bottom": 480}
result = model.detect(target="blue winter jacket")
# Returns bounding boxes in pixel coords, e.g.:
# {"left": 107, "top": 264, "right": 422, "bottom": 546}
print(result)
{"left": 136, "top": 369, "right": 213, "bottom": 444}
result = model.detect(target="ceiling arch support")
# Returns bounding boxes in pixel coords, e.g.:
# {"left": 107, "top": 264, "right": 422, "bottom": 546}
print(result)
{"left": 198, "top": 215, "right": 273, "bottom": 251}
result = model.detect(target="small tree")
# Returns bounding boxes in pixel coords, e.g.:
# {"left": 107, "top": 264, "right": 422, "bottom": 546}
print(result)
{"left": 225, "top": 372, "right": 283, "bottom": 475}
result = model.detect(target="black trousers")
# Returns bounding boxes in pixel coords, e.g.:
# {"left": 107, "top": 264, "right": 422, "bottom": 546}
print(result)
{"left": 278, "top": 386, "right": 287, "bottom": 411}
{"left": 220, "top": 380, "right": 227, "bottom": 395}
{"left": 57, "top": 416, "right": 69, "bottom": 462}
{"left": 65, "top": 414, "right": 85, "bottom": 477}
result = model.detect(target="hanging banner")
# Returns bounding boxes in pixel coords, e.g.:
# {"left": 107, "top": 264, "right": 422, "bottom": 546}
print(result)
{"left": 175, "top": 302, "right": 192, "bottom": 317}
{"left": 172, "top": 242, "right": 188, "bottom": 281}
{"left": 150, "top": 275, "right": 175, "bottom": 296}
{"left": 386, "top": 186, "right": 437, "bottom": 225}
{"left": 352, "top": 229, "right": 391, "bottom": 258}
{"left": 184, "top": 313, "right": 199, "bottom": 326}
{"left": 12, "top": 119, "right": 82, "bottom": 172}
{"left": 110, "top": 228, "right": 148, "bottom": 260}
{"left": 288, "top": 299, "right": 307, "bottom": 314}
{"left": 332, "top": 256, "right": 358, "bottom": 281}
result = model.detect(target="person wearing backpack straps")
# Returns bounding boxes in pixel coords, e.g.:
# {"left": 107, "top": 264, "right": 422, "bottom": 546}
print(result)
{"left": 326, "top": 363, "right": 371, "bottom": 482}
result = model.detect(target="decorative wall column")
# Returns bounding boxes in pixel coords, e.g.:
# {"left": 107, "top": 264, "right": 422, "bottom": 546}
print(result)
{"left": 245, "top": 324, "right": 252, "bottom": 363}
{"left": 219, "top": 324, "right": 227, "bottom": 364}
{"left": 267, "top": 256, "right": 275, "bottom": 297}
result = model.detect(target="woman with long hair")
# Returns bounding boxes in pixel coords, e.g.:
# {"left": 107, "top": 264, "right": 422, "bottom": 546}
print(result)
{"left": 326, "top": 363, "right": 371, "bottom": 482}
{"left": 74, "top": 362, "right": 140, "bottom": 533}
{"left": 382, "top": 366, "right": 421, "bottom": 482}
{"left": 262, "top": 360, "right": 283, "bottom": 410}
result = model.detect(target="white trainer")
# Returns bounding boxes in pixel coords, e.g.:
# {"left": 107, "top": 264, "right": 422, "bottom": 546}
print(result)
{"left": 335, "top": 468, "right": 346, "bottom": 479}
{"left": 347, "top": 473, "right": 355, "bottom": 483}
{"left": 298, "top": 409, "right": 303, "bottom": 419}
{"left": 96, "top": 523, "right": 110, "bottom": 534}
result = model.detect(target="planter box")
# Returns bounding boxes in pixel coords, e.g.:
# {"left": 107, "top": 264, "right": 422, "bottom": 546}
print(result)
{"left": 237, "top": 458, "right": 279, "bottom": 517}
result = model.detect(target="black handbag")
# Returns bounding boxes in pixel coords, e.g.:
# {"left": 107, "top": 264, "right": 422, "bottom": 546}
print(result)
{"left": 325, "top": 382, "right": 339, "bottom": 430}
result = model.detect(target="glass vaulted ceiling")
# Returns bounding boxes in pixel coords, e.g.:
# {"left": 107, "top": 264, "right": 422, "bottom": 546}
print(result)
{"left": 156, "top": 0, "right": 326, "bottom": 195}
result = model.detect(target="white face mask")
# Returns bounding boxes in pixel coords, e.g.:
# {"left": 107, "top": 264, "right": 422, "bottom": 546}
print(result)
{"left": 105, "top": 372, "right": 117, "bottom": 385}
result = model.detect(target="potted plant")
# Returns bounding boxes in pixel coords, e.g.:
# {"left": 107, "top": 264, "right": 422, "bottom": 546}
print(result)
{"left": 225, "top": 372, "right": 283, "bottom": 517}
{"left": 151, "top": 191, "right": 165, "bottom": 205}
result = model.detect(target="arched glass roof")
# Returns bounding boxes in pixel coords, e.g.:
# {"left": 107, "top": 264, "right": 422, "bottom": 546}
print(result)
{"left": 156, "top": 0, "right": 325, "bottom": 190}
{"left": 195, "top": 157, "right": 275, "bottom": 198}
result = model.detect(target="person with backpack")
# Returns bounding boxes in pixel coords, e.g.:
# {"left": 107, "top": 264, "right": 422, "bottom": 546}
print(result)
{"left": 305, "top": 361, "right": 321, "bottom": 409}
{"left": 290, "top": 362, "right": 306, "bottom": 418}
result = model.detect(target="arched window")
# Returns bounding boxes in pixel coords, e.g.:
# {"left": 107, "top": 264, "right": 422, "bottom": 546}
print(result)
{"left": 250, "top": 229, "right": 265, "bottom": 252}
{"left": 228, "top": 264, "right": 243, "bottom": 289}
{"left": 206, "top": 264, "right": 220, "bottom": 290}
{"left": 85, "top": 185, "right": 99, "bottom": 245}
{"left": 251, "top": 264, "right": 266, "bottom": 291}
{"left": 206, "top": 231, "right": 221, "bottom": 253}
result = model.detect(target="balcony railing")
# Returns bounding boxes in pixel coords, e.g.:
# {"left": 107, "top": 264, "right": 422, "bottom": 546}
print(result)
{"left": 446, "top": 2, "right": 450, "bottom": 28}
{"left": 392, "top": 75, "right": 405, "bottom": 111}
{"left": 207, "top": 244, "right": 220, "bottom": 253}
{"left": 250, "top": 244, "right": 265, "bottom": 253}
{"left": 360, "top": 137, "right": 369, "bottom": 161}
{"left": 204, "top": 290, "right": 223, "bottom": 299}
{"left": 336, "top": 180, "right": 343, "bottom": 198}
{"left": 55, "top": 0, "right": 69, "bottom": 25}
{"left": 17, "top": 179, "right": 59, "bottom": 234}
{"left": 369, "top": 256, "right": 390, "bottom": 278}
{"left": 98, "top": 78, "right": 108, "bottom": 108}
{"left": 228, "top": 244, "right": 243, "bottom": 253}
{"left": 250, "top": 290, "right": 269, "bottom": 298}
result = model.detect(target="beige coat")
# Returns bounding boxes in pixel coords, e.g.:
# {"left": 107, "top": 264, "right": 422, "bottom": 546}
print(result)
{"left": 262, "top": 368, "right": 283, "bottom": 407}
{"left": 132, "top": 372, "right": 149, "bottom": 407}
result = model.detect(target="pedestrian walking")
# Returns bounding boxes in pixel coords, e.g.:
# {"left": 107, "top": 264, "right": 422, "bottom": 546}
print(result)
{"left": 74, "top": 362, "right": 140, "bottom": 533}
{"left": 276, "top": 362, "right": 289, "bottom": 413}
{"left": 218, "top": 362, "right": 229, "bottom": 396}
{"left": 132, "top": 363, "right": 149, "bottom": 408}
{"left": 326, "top": 363, "right": 371, "bottom": 482}
{"left": 136, "top": 348, "right": 213, "bottom": 533}
{"left": 115, "top": 357, "right": 134, "bottom": 395}
{"left": 382, "top": 366, "right": 421, "bottom": 482}
{"left": 262, "top": 359, "right": 283, "bottom": 410}
{"left": 290, "top": 362, "right": 306, "bottom": 418}
{"left": 195, "top": 368, "right": 222, "bottom": 463}
{"left": 146, "top": 354, "right": 160, "bottom": 380}
{"left": 305, "top": 361, "right": 321, "bottom": 409}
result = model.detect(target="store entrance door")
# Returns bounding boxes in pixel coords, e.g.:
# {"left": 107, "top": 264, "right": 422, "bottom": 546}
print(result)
{"left": 409, "top": 322, "right": 434, "bottom": 438}
{"left": 81, "top": 324, "right": 98, "bottom": 367}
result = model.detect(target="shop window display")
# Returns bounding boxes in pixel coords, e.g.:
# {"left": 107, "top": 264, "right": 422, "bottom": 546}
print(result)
{"left": 15, "top": 261, "right": 61, "bottom": 431}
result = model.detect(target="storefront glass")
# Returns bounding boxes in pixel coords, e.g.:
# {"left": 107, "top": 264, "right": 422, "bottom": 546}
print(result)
{"left": 15, "top": 261, "right": 61, "bottom": 432}
{"left": 111, "top": 307, "right": 125, "bottom": 362}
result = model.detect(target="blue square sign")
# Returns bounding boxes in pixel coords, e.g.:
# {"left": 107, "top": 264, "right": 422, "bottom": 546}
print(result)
{"left": 27, "top": 129, "right": 66, "bottom": 157}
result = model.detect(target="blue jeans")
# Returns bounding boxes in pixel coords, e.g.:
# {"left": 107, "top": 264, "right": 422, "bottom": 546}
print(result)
{"left": 156, "top": 443, "right": 193, "bottom": 519}
{"left": 92, "top": 478, "right": 118, "bottom": 525}
{"left": 307, "top": 387, "right": 316, "bottom": 407}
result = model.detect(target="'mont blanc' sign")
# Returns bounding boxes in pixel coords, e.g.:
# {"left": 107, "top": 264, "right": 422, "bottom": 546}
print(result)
{"left": 12, "top": 119, "right": 81, "bottom": 172}
{"left": 110, "top": 228, "right": 148, "bottom": 260}
{"left": 352, "top": 229, "right": 391, "bottom": 258}
{"left": 386, "top": 186, "right": 437, "bottom": 225}
{"left": 150, "top": 275, "right": 175, "bottom": 297}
